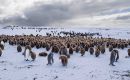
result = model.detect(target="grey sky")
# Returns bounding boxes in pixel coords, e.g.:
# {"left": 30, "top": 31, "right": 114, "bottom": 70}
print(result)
{"left": 0, "top": 0, "right": 130, "bottom": 27}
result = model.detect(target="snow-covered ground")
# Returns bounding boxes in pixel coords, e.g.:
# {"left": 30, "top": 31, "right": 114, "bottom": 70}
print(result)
{"left": 0, "top": 27, "right": 130, "bottom": 80}
{"left": 1, "top": 27, "right": 130, "bottom": 39}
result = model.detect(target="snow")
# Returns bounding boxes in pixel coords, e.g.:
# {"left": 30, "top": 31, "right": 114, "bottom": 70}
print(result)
{"left": 0, "top": 27, "right": 130, "bottom": 80}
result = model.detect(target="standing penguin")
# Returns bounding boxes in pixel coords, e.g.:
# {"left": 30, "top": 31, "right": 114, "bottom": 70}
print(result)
{"left": 47, "top": 52, "right": 54, "bottom": 65}
{"left": 109, "top": 50, "right": 116, "bottom": 66}
{"left": 23, "top": 45, "right": 32, "bottom": 61}
{"left": 59, "top": 46, "right": 67, "bottom": 55}
{"left": 23, "top": 48, "right": 30, "bottom": 61}
{"left": 22, "top": 45, "right": 31, "bottom": 60}
{"left": 95, "top": 48, "right": 100, "bottom": 57}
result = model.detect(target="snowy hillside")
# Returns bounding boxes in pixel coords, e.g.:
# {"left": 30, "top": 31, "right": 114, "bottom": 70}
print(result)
{"left": 0, "top": 27, "right": 130, "bottom": 80}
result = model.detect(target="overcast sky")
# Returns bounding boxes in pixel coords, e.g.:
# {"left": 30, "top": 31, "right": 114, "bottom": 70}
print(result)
{"left": 0, "top": 0, "right": 130, "bottom": 28}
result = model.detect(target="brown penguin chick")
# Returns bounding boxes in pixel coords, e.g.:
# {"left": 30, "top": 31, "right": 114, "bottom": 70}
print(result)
{"left": 17, "top": 45, "right": 22, "bottom": 52}
{"left": 117, "top": 43, "right": 121, "bottom": 49}
{"left": 89, "top": 47, "right": 94, "bottom": 55}
{"left": 36, "top": 43, "right": 40, "bottom": 49}
{"left": 59, "top": 55, "right": 68, "bottom": 66}
{"left": 124, "top": 43, "right": 128, "bottom": 48}
{"left": 30, "top": 42, "right": 35, "bottom": 48}
{"left": 46, "top": 43, "right": 50, "bottom": 51}
{"left": 112, "top": 43, "right": 116, "bottom": 48}
{"left": 100, "top": 45, "right": 105, "bottom": 54}
{"left": 42, "top": 42, "right": 46, "bottom": 48}
{"left": 75, "top": 46, "right": 80, "bottom": 53}
{"left": 121, "top": 43, "right": 125, "bottom": 49}
{"left": 85, "top": 44, "right": 89, "bottom": 51}
{"left": 51, "top": 45, "right": 59, "bottom": 53}
{"left": 30, "top": 51, "right": 36, "bottom": 61}
{"left": 0, "top": 48, "right": 2, "bottom": 57}
{"left": 69, "top": 46, "right": 73, "bottom": 55}
{"left": 80, "top": 47, "right": 85, "bottom": 56}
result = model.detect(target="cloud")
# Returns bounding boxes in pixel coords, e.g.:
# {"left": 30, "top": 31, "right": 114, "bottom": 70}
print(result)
{"left": 0, "top": 3, "right": 74, "bottom": 26}
{"left": 116, "top": 15, "right": 130, "bottom": 20}
{"left": 0, "top": 0, "right": 130, "bottom": 27}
